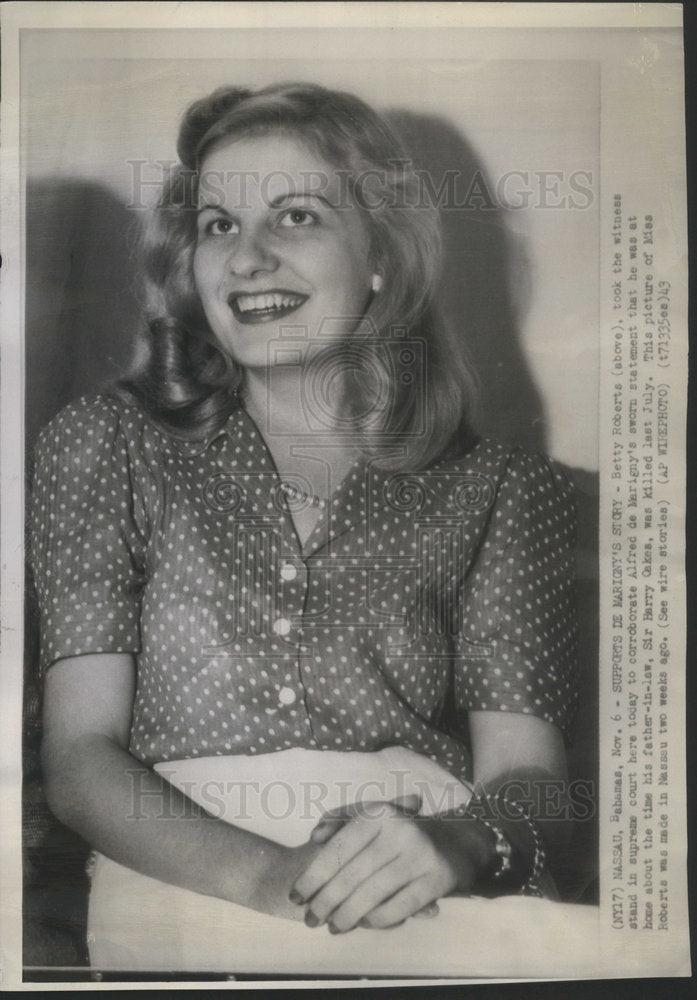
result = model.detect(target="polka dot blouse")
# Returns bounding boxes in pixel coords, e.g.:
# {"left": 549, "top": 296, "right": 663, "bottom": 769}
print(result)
{"left": 31, "top": 393, "right": 578, "bottom": 783}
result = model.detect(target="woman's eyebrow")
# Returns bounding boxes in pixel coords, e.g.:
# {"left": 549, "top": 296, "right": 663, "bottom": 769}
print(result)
{"left": 196, "top": 193, "right": 337, "bottom": 214}
{"left": 196, "top": 203, "right": 232, "bottom": 216}
{"left": 268, "top": 191, "right": 336, "bottom": 210}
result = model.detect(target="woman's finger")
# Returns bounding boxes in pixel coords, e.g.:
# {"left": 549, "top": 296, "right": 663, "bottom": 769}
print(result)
{"left": 391, "top": 792, "right": 422, "bottom": 816}
{"left": 311, "top": 792, "right": 422, "bottom": 836}
{"left": 310, "top": 817, "right": 346, "bottom": 844}
{"left": 321, "top": 856, "right": 416, "bottom": 933}
{"left": 303, "top": 840, "right": 400, "bottom": 927}
{"left": 292, "top": 817, "right": 380, "bottom": 903}
{"left": 357, "top": 875, "right": 437, "bottom": 930}
{"left": 308, "top": 802, "right": 377, "bottom": 845}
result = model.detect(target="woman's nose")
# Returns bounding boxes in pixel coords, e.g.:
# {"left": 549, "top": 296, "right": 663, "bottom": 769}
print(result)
{"left": 227, "top": 230, "right": 279, "bottom": 278}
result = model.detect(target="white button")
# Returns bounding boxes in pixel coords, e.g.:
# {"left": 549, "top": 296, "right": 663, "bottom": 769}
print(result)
{"left": 272, "top": 617, "right": 291, "bottom": 636}
{"left": 278, "top": 686, "right": 296, "bottom": 706}
{"left": 280, "top": 563, "right": 297, "bottom": 581}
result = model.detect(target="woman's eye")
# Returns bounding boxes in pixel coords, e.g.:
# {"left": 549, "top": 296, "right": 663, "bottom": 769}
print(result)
{"left": 205, "top": 217, "right": 236, "bottom": 236}
{"left": 278, "top": 208, "right": 316, "bottom": 228}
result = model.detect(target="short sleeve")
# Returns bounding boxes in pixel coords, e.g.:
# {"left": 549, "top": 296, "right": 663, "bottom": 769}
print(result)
{"left": 454, "top": 448, "right": 578, "bottom": 738}
{"left": 30, "top": 395, "right": 148, "bottom": 672}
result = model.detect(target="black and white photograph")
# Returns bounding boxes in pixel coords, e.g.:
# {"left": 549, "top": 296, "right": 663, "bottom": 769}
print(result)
{"left": 0, "top": 1, "right": 689, "bottom": 987}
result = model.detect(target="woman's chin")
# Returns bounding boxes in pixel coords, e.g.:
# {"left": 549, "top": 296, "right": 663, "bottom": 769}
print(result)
{"left": 219, "top": 332, "right": 347, "bottom": 373}
{"left": 213, "top": 331, "right": 284, "bottom": 369}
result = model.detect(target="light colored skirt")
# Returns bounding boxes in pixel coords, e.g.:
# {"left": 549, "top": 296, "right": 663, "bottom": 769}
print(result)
{"left": 87, "top": 747, "right": 599, "bottom": 977}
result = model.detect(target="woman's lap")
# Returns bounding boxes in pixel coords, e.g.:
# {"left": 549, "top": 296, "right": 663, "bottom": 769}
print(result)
{"left": 87, "top": 748, "right": 598, "bottom": 977}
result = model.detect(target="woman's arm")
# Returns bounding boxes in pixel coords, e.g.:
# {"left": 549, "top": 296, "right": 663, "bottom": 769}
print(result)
{"left": 42, "top": 652, "right": 319, "bottom": 921}
{"left": 471, "top": 709, "right": 567, "bottom": 787}
{"left": 289, "top": 711, "right": 571, "bottom": 930}
{"left": 470, "top": 709, "right": 571, "bottom": 835}
{"left": 468, "top": 709, "right": 571, "bottom": 896}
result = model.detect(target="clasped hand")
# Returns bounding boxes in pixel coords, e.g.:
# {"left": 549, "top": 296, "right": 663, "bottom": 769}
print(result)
{"left": 288, "top": 794, "right": 482, "bottom": 934}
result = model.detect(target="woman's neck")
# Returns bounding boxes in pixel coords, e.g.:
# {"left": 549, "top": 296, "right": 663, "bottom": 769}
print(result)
{"left": 241, "top": 365, "right": 348, "bottom": 440}
{"left": 239, "top": 366, "right": 364, "bottom": 514}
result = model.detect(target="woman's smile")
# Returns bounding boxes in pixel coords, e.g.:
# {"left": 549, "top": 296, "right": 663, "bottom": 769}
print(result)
{"left": 227, "top": 289, "right": 309, "bottom": 324}
{"left": 193, "top": 132, "right": 374, "bottom": 368}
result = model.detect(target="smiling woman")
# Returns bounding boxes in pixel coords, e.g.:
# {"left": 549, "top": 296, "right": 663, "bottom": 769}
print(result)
{"left": 129, "top": 84, "right": 470, "bottom": 473}
{"left": 193, "top": 133, "right": 374, "bottom": 369}
{"left": 30, "top": 81, "right": 580, "bottom": 972}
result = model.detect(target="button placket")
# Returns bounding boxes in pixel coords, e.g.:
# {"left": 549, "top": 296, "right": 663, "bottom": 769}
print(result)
{"left": 272, "top": 555, "right": 307, "bottom": 640}
{"left": 272, "top": 550, "right": 308, "bottom": 715}
{"left": 288, "top": 553, "right": 331, "bottom": 745}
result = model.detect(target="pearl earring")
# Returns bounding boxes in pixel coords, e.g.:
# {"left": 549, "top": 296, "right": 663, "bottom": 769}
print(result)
{"left": 371, "top": 274, "right": 383, "bottom": 293}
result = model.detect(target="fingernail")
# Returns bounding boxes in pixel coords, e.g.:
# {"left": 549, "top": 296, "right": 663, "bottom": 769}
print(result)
{"left": 305, "top": 910, "right": 319, "bottom": 928}
{"left": 289, "top": 889, "right": 303, "bottom": 904}
{"left": 328, "top": 922, "right": 340, "bottom": 935}
{"left": 358, "top": 918, "right": 370, "bottom": 928}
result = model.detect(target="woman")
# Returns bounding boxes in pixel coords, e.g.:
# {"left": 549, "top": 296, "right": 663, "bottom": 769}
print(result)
{"left": 32, "top": 82, "right": 578, "bottom": 968}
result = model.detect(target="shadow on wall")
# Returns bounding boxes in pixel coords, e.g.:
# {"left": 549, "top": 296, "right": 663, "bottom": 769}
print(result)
{"left": 387, "top": 110, "right": 546, "bottom": 454}
{"left": 25, "top": 178, "right": 143, "bottom": 448}
{"left": 388, "top": 113, "right": 599, "bottom": 903}
{"left": 24, "top": 178, "right": 143, "bottom": 967}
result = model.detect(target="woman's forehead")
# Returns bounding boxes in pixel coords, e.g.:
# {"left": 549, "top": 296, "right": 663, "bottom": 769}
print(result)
{"left": 197, "top": 131, "right": 345, "bottom": 208}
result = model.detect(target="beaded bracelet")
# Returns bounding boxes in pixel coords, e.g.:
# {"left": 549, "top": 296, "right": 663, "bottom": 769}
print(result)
{"left": 476, "top": 814, "right": 514, "bottom": 881}
{"left": 465, "top": 792, "right": 547, "bottom": 897}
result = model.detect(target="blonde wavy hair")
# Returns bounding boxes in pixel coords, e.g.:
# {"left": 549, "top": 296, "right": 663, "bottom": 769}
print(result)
{"left": 124, "top": 81, "right": 479, "bottom": 469}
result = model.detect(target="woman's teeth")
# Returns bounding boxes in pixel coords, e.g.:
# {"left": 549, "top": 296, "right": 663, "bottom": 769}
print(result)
{"left": 234, "top": 292, "right": 305, "bottom": 313}
{"left": 228, "top": 290, "right": 308, "bottom": 325}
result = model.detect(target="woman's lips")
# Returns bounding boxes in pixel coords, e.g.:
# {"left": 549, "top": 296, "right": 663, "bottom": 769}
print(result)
{"left": 227, "top": 290, "right": 308, "bottom": 325}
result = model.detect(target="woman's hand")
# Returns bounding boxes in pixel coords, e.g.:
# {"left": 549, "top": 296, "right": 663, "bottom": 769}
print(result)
{"left": 250, "top": 837, "right": 332, "bottom": 923}
{"left": 288, "top": 795, "right": 491, "bottom": 933}
{"left": 252, "top": 807, "right": 441, "bottom": 926}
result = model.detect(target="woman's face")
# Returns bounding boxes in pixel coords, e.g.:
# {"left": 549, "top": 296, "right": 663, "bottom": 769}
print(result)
{"left": 193, "top": 131, "right": 374, "bottom": 370}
